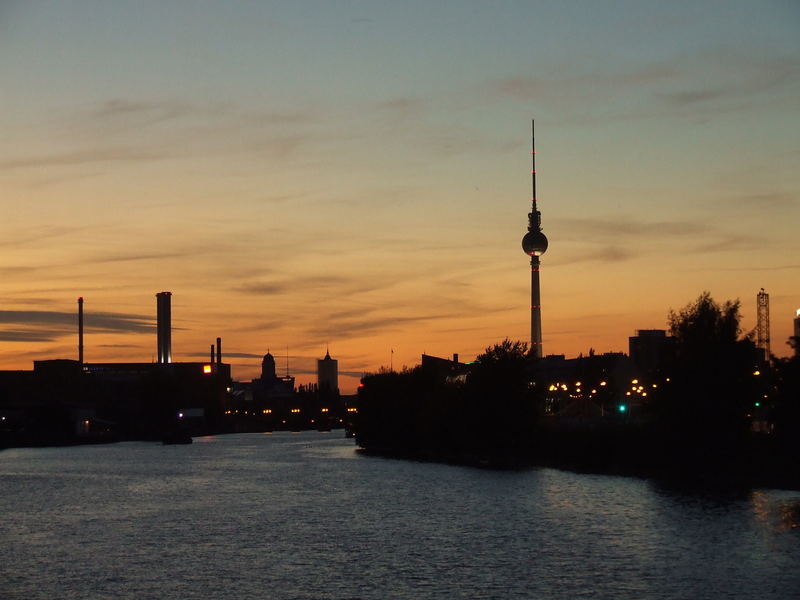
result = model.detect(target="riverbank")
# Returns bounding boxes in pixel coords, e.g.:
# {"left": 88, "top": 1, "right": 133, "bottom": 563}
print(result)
{"left": 355, "top": 425, "right": 800, "bottom": 491}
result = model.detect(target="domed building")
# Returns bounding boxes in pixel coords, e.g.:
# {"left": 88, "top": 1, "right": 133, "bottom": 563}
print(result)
{"left": 253, "top": 350, "right": 295, "bottom": 404}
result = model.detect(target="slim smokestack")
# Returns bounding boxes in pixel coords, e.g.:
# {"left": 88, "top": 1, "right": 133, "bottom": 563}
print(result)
{"left": 78, "top": 297, "right": 84, "bottom": 364}
{"left": 156, "top": 292, "right": 172, "bottom": 364}
{"left": 211, "top": 344, "right": 215, "bottom": 365}
{"left": 216, "top": 337, "right": 222, "bottom": 365}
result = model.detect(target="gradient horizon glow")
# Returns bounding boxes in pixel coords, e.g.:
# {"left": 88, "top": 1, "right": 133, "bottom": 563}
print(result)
{"left": 1, "top": 1, "right": 798, "bottom": 392}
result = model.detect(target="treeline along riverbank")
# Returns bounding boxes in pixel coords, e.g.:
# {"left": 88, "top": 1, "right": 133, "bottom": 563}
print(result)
{"left": 353, "top": 294, "right": 800, "bottom": 489}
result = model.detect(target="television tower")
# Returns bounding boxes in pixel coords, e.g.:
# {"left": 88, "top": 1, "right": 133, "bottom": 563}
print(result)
{"left": 521, "top": 120, "right": 549, "bottom": 358}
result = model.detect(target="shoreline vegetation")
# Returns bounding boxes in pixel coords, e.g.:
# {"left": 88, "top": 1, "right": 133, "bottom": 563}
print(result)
{"left": 353, "top": 293, "right": 800, "bottom": 491}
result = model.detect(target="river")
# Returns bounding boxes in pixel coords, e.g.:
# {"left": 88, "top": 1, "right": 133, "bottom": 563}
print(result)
{"left": 1, "top": 431, "right": 798, "bottom": 599}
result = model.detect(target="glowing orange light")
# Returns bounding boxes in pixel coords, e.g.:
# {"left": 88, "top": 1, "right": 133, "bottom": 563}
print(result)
{"left": 203, "top": 365, "right": 212, "bottom": 374}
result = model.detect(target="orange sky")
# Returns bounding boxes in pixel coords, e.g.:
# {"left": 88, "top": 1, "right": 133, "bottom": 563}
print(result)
{"left": 1, "top": 2, "right": 798, "bottom": 392}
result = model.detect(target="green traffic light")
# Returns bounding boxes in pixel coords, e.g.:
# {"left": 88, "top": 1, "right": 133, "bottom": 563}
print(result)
{"left": 618, "top": 404, "right": 627, "bottom": 413}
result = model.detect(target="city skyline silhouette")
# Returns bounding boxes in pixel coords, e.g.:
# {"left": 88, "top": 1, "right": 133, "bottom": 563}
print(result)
{"left": 1, "top": 2, "right": 798, "bottom": 393}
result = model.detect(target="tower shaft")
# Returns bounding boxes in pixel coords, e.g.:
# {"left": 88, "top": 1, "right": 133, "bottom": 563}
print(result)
{"left": 531, "top": 256, "right": 542, "bottom": 358}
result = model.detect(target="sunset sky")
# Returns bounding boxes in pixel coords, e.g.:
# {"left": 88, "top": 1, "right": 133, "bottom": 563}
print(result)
{"left": 1, "top": 1, "right": 798, "bottom": 392}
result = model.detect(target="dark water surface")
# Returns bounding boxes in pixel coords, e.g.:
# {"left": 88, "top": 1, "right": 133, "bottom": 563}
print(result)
{"left": 1, "top": 432, "right": 798, "bottom": 599}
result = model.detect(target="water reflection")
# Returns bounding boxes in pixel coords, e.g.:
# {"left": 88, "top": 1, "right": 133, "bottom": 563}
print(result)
{"left": 1, "top": 432, "right": 798, "bottom": 600}
{"left": 751, "top": 490, "right": 800, "bottom": 532}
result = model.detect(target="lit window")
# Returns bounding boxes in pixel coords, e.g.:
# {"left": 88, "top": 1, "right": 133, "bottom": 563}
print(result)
{"left": 203, "top": 365, "right": 212, "bottom": 374}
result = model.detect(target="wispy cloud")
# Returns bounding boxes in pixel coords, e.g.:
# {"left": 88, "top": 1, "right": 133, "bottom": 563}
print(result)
{"left": 92, "top": 98, "right": 191, "bottom": 124}
{"left": 694, "top": 234, "right": 765, "bottom": 253}
{"left": 186, "top": 351, "right": 265, "bottom": 360}
{"left": 0, "top": 330, "right": 62, "bottom": 342}
{"left": 714, "top": 264, "right": 800, "bottom": 272}
{"left": 483, "top": 51, "right": 800, "bottom": 124}
{"left": 0, "top": 147, "right": 170, "bottom": 170}
{"left": 0, "top": 225, "right": 90, "bottom": 248}
{"left": 301, "top": 313, "right": 452, "bottom": 342}
{"left": 552, "top": 246, "right": 636, "bottom": 267}
{"left": 714, "top": 191, "right": 796, "bottom": 211}
{"left": 555, "top": 217, "right": 708, "bottom": 240}
{"left": 0, "top": 310, "right": 153, "bottom": 335}
{"left": 236, "top": 274, "right": 396, "bottom": 297}
{"left": 89, "top": 250, "right": 198, "bottom": 264}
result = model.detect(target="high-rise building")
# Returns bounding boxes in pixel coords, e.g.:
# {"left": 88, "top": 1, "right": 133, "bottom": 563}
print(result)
{"left": 262, "top": 352, "right": 276, "bottom": 379}
{"left": 317, "top": 349, "right": 339, "bottom": 395}
{"left": 521, "top": 121, "right": 549, "bottom": 358}
{"left": 629, "top": 329, "right": 674, "bottom": 377}
{"left": 794, "top": 309, "right": 800, "bottom": 356}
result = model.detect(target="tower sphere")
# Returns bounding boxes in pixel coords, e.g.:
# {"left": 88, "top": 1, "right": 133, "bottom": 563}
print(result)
{"left": 522, "top": 230, "right": 548, "bottom": 256}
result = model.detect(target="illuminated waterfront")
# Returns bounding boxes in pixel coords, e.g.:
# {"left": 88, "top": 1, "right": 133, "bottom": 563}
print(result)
{"left": 2, "top": 432, "right": 799, "bottom": 599}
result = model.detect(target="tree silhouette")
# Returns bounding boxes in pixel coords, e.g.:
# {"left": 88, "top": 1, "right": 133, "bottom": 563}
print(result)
{"left": 661, "top": 292, "right": 757, "bottom": 454}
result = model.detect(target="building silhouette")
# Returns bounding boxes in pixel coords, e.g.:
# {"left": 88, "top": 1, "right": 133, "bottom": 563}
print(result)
{"left": 252, "top": 351, "right": 295, "bottom": 402}
{"left": 629, "top": 329, "right": 674, "bottom": 378}
{"left": 794, "top": 309, "right": 800, "bottom": 356}
{"left": 0, "top": 291, "right": 231, "bottom": 444}
{"left": 317, "top": 349, "right": 339, "bottom": 395}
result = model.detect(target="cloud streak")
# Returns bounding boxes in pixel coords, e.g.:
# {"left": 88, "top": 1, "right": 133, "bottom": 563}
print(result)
{"left": 0, "top": 147, "right": 171, "bottom": 170}
{"left": 0, "top": 310, "right": 153, "bottom": 335}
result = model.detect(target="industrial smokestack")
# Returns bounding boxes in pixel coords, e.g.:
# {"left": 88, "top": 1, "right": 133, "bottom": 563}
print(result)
{"left": 211, "top": 344, "right": 215, "bottom": 365}
{"left": 78, "top": 297, "right": 84, "bottom": 364}
{"left": 156, "top": 292, "right": 172, "bottom": 364}
{"left": 216, "top": 337, "right": 222, "bottom": 365}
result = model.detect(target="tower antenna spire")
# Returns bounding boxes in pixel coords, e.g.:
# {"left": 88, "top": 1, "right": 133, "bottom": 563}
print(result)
{"left": 531, "top": 120, "right": 537, "bottom": 219}
{"left": 521, "top": 120, "right": 548, "bottom": 358}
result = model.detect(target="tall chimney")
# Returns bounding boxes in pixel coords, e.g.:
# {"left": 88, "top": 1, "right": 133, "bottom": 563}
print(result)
{"left": 156, "top": 292, "right": 172, "bottom": 364}
{"left": 211, "top": 344, "right": 215, "bottom": 365}
{"left": 78, "top": 297, "right": 84, "bottom": 364}
{"left": 216, "top": 337, "right": 222, "bottom": 365}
